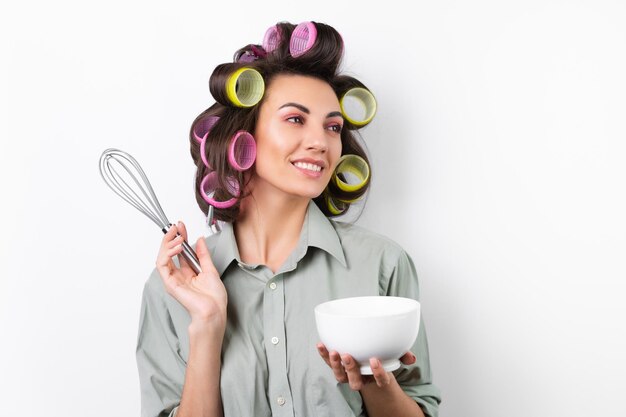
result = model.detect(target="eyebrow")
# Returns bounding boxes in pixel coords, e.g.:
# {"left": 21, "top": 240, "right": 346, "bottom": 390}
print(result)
{"left": 279, "top": 102, "right": 343, "bottom": 119}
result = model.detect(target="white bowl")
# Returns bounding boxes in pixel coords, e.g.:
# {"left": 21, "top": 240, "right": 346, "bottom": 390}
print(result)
{"left": 314, "top": 296, "right": 420, "bottom": 374}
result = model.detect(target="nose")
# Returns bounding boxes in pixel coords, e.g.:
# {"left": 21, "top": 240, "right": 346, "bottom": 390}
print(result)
{"left": 303, "top": 125, "right": 329, "bottom": 153}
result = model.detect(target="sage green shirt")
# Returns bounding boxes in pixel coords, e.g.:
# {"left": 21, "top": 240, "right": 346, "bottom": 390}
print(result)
{"left": 137, "top": 201, "right": 441, "bottom": 417}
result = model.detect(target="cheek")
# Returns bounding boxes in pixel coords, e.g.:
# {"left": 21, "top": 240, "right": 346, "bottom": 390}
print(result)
{"left": 328, "top": 141, "right": 343, "bottom": 170}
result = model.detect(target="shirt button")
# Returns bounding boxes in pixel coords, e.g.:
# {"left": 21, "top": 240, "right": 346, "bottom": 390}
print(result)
{"left": 269, "top": 282, "right": 277, "bottom": 290}
{"left": 277, "top": 396, "right": 286, "bottom": 406}
{"left": 271, "top": 336, "right": 279, "bottom": 345}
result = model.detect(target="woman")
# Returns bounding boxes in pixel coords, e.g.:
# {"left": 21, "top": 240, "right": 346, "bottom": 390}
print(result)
{"left": 137, "top": 21, "right": 441, "bottom": 417}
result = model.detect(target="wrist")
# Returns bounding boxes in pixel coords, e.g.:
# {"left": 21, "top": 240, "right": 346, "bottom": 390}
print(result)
{"left": 188, "top": 317, "right": 226, "bottom": 340}
{"left": 360, "top": 373, "right": 399, "bottom": 396}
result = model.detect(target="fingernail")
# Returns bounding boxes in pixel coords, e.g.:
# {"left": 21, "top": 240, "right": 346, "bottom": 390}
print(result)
{"left": 371, "top": 359, "right": 379, "bottom": 369}
{"left": 343, "top": 356, "right": 351, "bottom": 365}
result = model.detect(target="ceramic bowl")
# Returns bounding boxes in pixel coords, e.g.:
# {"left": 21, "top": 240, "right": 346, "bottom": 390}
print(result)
{"left": 314, "top": 296, "right": 420, "bottom": 374}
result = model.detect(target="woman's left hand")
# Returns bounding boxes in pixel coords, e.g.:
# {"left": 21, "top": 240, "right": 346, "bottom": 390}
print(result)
{"left": 316, "top": 343, "right": 417, "bottom": 391}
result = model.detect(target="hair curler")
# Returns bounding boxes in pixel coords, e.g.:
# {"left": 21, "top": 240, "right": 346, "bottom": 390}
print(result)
{"left": 340, "top": 87, "right": 377, "bottom": 127}
{"left": 193, "top": 116, "right": 220, "bottom": 169}
{"left": 263, "top": 25, "right": 282, "bottom": 53}
{"left": 332, "top": 154, "right": 370, "bottom": 193}
{"left": 226, "top": 67, "right": 265, "bottom": 107}
{"left": 290, "top": 22, "right": 318, "bottom": 57}
{"left": 200, "top": 171, "right": 239, "bottom": 209}
{"left": 228, "top": 130, "right": 256, "bottom": 171}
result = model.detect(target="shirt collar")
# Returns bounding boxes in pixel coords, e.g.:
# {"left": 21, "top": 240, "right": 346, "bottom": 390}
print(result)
{"left": 211, "top": 200, "right": 347, "bottom": 276}
{"left": 306, "top": 200, "right": 347, "bottom": 267}
{"left": 211, "top": 222, "right": 240, "bottom": 276}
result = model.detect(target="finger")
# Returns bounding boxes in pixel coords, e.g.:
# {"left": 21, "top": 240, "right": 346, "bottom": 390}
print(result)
{"left": 316, "top": 343, "right": 332, "bottom": 367}
{"left": 156, "top": 253, "right": 180, "bottom": 295}
{"left": 165, "top": 234, "right": 184, "bottom": 250}
{"left": 370, "top": 358, "right": 392, "bottom": 388}
{"left": 196, "top": 236, "right": 218, "bottom": 275}
{"left": 162, "top": 223, "right": 179, "bottom": 243}
{"left": 328, "top": 350, "right": 348, "bottom": 383}
{"left": 156, "top": 227, "right": 185, "bottom": 292}
{"left": 157, "top": 236, "right": 181, "bottom": 273}
{"left": 156, "top": 256, "right": 174, "bottom": 281}
{"left": 165, "top": 242, "right": 184, "bottom": 258}
{"left": 175, "top": 221, "right": 195, "bottom": 275}
{"left": 400, "top": 351, "right": 417, "bottom": 365}
{"left": 176, "top": 221, "right": 188, "bottom": 241}
{"left": 341, "top": 354, "right": 364, "bottom": 391}
{"left": 160, "top": 226, "right": 182, "bottom": 256}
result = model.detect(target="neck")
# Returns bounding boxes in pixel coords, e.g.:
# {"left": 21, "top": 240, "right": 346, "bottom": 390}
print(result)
{"left": 234, "top": 184, "right": 310, "bottom": 272}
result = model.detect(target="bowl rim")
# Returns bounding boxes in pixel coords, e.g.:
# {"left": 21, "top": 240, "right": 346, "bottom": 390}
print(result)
{"left": 314, "top": 296, "right": 420, "bottom": 319}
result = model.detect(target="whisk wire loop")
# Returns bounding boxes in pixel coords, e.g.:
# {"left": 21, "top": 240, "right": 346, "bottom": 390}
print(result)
{"left": 99, "top": 148, "right": 202, "bottom": 274}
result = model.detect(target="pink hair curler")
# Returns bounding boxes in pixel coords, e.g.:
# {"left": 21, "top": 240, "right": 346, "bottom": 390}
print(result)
{"left": 193, "top": 116, "right": 220, "bottom": 169}
{"left": 289, "top": 22, "right": 317, "bottom": 57}
{"left": 263, "top": 25, "right": 282, "bottom": 53}
{"left": 200, "top": 137, "right": 210, "bottom": 169}
{"left": 228, "top": 130, "right": 256, "bottom": 171}
{"left": 193, "top": 116, "right": 220, "bottom": 143}
{"left": 200, "top": 171, "right": 239, "bottom": 209}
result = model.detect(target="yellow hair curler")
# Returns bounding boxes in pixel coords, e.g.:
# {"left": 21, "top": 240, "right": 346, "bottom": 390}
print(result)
{"left": 340, "top": 87, "right": 377, "bottom": 127}
{"left": 332, "top": 154, "right": 370, "bottom": 193}
{"left": 325, "top": 192, "right": 348, "bottom": 215}
{"left": 226, "top": 67, "right": 265, "bottom": 108}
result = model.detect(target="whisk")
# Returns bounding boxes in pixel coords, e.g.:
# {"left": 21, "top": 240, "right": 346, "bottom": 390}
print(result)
{"left": 99, "top": 148, "right": 202, "bottom": 274}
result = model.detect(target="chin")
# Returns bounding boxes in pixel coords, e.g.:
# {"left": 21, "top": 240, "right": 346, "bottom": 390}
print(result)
{"left": 287, "top": 187, "right": 327, "bottom": 200}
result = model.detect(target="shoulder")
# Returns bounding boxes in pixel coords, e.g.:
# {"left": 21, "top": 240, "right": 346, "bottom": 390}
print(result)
{"left": 329, "top": 219, "right": 411, "bottom": 266}
{"left": 331, "top": 220, "right": 405, "bottom": 251}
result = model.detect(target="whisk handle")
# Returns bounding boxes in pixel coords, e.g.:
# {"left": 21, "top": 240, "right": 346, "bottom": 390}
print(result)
{"left": 181, "top": 240, "right": 202, "bottom": 274}
{"left": 162, "top": 226, "right": 202, "bottom": 274}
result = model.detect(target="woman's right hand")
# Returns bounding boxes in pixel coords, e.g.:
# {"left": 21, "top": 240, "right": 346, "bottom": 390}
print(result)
{"left": 156, "top": 221, "right": 227, "bottom": 330}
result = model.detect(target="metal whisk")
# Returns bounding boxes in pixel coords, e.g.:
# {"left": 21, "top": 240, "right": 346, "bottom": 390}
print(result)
{"left": 99, "top": 148, "right": 202, "bottom": 274}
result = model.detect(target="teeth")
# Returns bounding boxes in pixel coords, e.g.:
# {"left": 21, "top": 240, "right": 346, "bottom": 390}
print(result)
{"left": 293, "top": 162, "right": 322, "bottom": 172}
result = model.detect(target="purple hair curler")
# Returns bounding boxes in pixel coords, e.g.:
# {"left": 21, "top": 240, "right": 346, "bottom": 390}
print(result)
{"left": 289, "top": 22, "right": 317, "bottom": 57}
{"left": 228, "top": 130, "right": 256, "bottom": 171}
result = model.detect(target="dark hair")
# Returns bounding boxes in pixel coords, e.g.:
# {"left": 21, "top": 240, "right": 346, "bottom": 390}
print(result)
{"left": 189, "top": 21, "right": 373, "bottom": 223}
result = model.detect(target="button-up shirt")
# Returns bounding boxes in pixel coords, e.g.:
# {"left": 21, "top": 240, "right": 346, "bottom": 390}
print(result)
{"left": 137, "top": 201, "right": 441, "bottom": 417}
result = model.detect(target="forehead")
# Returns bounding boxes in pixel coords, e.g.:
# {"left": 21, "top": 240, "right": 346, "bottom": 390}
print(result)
{"left": 263, "top": 74, "right": 340, "bottom": 110}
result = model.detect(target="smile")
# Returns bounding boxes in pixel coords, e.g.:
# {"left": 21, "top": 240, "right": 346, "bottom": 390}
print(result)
{"left": 292, "top": 162, "right": 322, "bottom": 172}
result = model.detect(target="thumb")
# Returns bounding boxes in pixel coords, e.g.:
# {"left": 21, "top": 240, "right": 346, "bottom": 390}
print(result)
{"left": 196, "top": 236, "right": 217, "bottom": 275}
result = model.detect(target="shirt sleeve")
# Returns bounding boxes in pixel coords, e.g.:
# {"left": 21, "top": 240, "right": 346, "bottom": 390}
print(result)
{"left": 136, "top": 270, "right": 185, "bottom": 417}
{"left": 383, "top": 249, "right": 442, "bottom": 417}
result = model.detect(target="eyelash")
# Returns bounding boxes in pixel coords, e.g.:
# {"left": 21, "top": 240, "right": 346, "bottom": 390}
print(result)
{"left": 286, "top": 116, "right": 343, "bottom": 134}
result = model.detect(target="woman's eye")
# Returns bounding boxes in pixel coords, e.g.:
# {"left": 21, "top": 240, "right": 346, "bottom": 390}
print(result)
{"left": 287, "top": 116, "right": 303, "bottom": 124}
{"left": 328, "top": 124, "right": 343, "bottom": 133}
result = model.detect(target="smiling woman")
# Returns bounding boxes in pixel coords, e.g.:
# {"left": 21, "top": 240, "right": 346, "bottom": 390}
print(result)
{"left": 136, "top": 20, "right": 441, "bottom": 417}
{"left": 252, "top": 75, "right": 343, "bottom": 201}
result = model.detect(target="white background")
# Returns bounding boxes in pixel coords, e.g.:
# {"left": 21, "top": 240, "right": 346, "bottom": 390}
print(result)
{"left": 1, "top": 0, "right": 625, "bottom": 416}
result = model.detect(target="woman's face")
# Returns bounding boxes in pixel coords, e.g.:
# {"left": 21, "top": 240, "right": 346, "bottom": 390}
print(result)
{"left": 251, "top": 74, "right": 343, "bottom": 201}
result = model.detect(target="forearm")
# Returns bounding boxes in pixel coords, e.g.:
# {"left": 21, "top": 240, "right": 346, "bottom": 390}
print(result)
{"left": 360, "top": 376, "right": 425, "bottom": 417}
{"left": 176, "top": 321, "right": 225, "bottom": 417}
